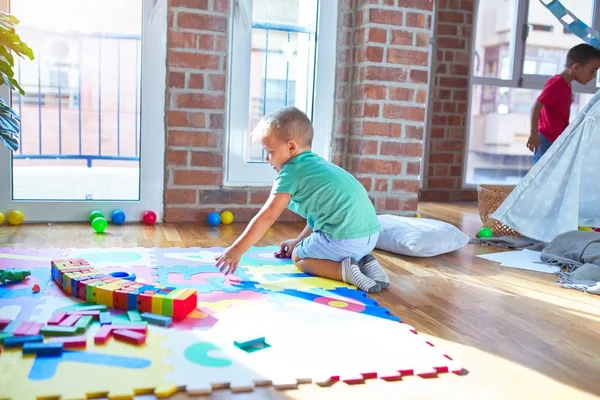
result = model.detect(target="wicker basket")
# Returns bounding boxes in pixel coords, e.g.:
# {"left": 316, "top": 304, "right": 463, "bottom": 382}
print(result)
{"left": 476, "top": 184, "right": 522, "bottom": 238}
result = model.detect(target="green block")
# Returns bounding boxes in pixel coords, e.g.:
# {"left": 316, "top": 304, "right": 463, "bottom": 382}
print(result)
{"left": 117, "top": 320, "right": 148, "bottom": 326}
{"left": 76, "top": 304, "right": 107, "bottom": 311}
{"left": 127, "top": 311, "right": 142, "bottom": 322}
{"left": 166, "top": 288, "right": 186, "bottom": 299}
{"left": 40, "top": 325, "right": 78, "bottom": 336}
{"left": 0, "top": 332, "right": 14, "bottom": 344}
{"left": 163, "top": 297, "right": 174, "bottom": 317}
{"left": 75, "top": 316, "right": 93, "bottom": 333}
{"left": 86, "top": 281, "right": 105, "bottom": 303}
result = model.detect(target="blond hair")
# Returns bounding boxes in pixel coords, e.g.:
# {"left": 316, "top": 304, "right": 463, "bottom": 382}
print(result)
{"left": 250, "top": 106, "right": 314, "bottom": 147}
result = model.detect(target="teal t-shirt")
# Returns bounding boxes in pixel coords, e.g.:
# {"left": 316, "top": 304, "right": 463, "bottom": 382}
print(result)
{"left": 271, "top": 151, "right": 380, "bottom": 240}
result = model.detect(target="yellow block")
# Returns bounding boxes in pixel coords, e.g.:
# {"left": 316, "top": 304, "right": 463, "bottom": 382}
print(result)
{"left": 94, "top": 283, "right": 122, "bottom": 308}
{"left": 151, "top": 294, "right": 165, "bottom": 314}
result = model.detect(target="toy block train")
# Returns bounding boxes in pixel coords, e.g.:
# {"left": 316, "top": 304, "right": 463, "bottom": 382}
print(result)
{"left": 51, "top": 259, "right": 197, "bottom": 320}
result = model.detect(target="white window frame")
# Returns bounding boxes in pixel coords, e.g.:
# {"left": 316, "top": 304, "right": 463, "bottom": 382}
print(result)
{"left": 225, "top": 0, "right": 338, "bottom": 186}
{"left": 464, "top": 0, "right": 600, "bottom": 187}
{"left": 0, "top": 0, "right": 165, "bottom": 222}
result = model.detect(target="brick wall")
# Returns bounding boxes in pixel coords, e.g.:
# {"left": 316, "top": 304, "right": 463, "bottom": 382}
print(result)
{"left": 420, "top": 0, "right": 477, "bottom": 202}
{"left": 164, "top": 0, "right": 436, "bottom": 222}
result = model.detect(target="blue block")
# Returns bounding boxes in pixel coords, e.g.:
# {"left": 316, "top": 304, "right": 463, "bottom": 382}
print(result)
{"left": 3, "top": 334, "right": 44, "bottom": 348}
{"left": 23, "top": 342, "right": 64, "bottom": 356}
{"left": 127, "top": 292, "right": 138, "bottom": 311}
{"left": 234, "top": 336, "right": 265, "bottom": 348}
{"left": 140, "top": 312, "right": 172, "bottom": 327}
{"left": 99, "top": 311, "right": 112, "bottom": 325}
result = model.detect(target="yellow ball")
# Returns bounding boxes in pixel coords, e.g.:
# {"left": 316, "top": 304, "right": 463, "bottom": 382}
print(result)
{"left": 0, "top": 212, "right": 4, "bottom": 225}
{"left": 220, "top": 210, "right": 234, "bottom": 225}
{"left": 7, "top": 209, "right": 24, "bottom": 225}
{"left": 415, "top": 213, "right": 421, "bottom": 218}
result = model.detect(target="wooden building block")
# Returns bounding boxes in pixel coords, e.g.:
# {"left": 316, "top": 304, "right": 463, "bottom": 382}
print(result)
{"left": 99, "top": 311, "right": 112, "bottom": 325}
{"left": 22, "top": 342, "right": 64, "bottom": 356}
{"left": 59, "top": 314, "right": 81, "bottom": 327}
{"left": 40, "top": 325, "right": 78, "bottom": 336}
{"left": 113, "top": 329, "right": 146, "bottom": 345}
{"left": 3, "top": 334, "right": 44, "bottom": 348}
{"left": 140, "top": 312, "right": 172, "bottom": 327}
{"left": 94, "top": 325, "right": 112, "bottom": 344}
{"left": 48, "top": 335, "right": 87, "bottom": 349}
{"left": 47, "top": 312, "right": 68, "bottom": 325}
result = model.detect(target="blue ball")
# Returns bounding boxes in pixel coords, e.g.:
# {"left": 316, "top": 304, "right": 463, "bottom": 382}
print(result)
{"left": 111, "top": 209, "right": 126, "bottom": 225}
{"left": 207, "top": 212, "right": 221, "bottom": 226}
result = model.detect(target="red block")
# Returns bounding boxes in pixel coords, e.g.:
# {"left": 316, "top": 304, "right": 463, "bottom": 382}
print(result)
{"left": 94, "top": 325, "right": 112, "bottom": 344}
{"left": 137, "top": 293, "right": 153, "bottom": 314}
{"left": 26, "top": 322, "right": 44, "bottom": 336}
{"left": 113, "top": 329, "right": 146, "bottom": 345}
{"left": 109, "top": 324, "right": 147, "bottom": 333}
{"left": 48, "top": 335, "right": 87, "bottom": 349}
{"left": 48, "top": 312, "right": 68, "bottom": 325}
{"left": 0, "top": 319, "right": 12, "bottom": 330}
{"left": 113, "top": 290, "right": 131, "bottom": 311}
{"left": 13, "top": 321, "right": 32, "bottom": 336}
{"left": 67, "top": 310, "right": 100, "bottom": 319}
{"left": 173, "top": 290, "right": 198, "bottom": 320}
{"left": 59, "top": 314, "right": 81, "bottom": 327}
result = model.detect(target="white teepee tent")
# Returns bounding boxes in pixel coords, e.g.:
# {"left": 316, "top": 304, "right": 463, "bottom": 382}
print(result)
{"left": 491, "top": 89, "right": 600, "bottom": 243}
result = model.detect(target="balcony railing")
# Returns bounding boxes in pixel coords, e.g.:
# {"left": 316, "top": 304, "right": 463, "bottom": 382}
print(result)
{"left": 12, "top": 28, "right": 141, "bottom": 167}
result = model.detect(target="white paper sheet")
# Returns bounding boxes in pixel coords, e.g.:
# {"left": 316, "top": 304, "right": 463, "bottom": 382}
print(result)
{"left": 477, "top": 249, "right": 560, "bottom": 274}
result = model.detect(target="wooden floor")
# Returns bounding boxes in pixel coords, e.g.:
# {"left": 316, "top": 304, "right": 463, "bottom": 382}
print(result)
{"left": 1, "top": 202, "right": 600, "bottom": 400}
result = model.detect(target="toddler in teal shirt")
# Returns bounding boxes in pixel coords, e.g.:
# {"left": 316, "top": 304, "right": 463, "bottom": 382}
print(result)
{"left": 215, "top": 106, "right": 389, "bottom": 293}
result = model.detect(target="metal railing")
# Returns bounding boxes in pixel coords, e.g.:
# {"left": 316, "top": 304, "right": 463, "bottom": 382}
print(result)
{"left": 12, "top": 28, "right": 141, "bottom": 167}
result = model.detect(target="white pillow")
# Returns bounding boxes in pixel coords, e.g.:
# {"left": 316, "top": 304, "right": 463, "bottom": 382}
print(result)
{"left": 375, "top": 214, "right": 470, "bottom": 257}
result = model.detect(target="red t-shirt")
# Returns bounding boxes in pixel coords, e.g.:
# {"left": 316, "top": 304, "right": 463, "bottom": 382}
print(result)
{"left": 537, "top": 74, "right": 572, "bottom": 142}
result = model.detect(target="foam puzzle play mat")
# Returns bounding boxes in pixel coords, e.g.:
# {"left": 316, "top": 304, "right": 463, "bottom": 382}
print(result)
{"left": 0, "top": 246, "right": 464, "bottom": 399}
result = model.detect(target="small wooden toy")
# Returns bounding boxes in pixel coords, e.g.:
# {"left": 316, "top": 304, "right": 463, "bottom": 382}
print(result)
{"left": 59, "top": 314, "right": 81, "bottom": 327}
{"left": 274, "top": 251, "right": 291, "bottom": 259}
{"left": 22, "top": 342, "right": 63, "bottom": 356}
{"left": 234, "top": 336, "right": 269, "bottom": 353}
{"left": 0, "top": 269, "right": 31, "bottom": 284}
{"left": 113, "top": 329, "right": 146, "bottom": 345}
{"left": 0, "top": 319, "right": 11, "bottom": 330}
{"left": 48, "top": 335, "right": 87, "bottom": 349}
{"left": 140, "top": 312, "right": 172, "bottom": 327}
{"left": 40, "top": 325, "right": 78, "bottom": 336}
{"left": 94, "top": 325, "right": 112, "bottom": 344}
{"left": 127, "top": 311, "right": 142, "bottom": 322}
{"left": 47, "top": 312, "right": 67, "bottom": 325}
{"left": 99, "top": 311, "right": 112, "bottom": 325}
{"left": 3, "top": 335, "right": 43, "bottom": 348}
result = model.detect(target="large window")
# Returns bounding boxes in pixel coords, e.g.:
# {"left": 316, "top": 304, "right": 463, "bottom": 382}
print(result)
{"left": 466, "top": 0, "right": 600, "bottom": 185}
{"left": 226, "top": 0, "right": 337, "bottom": 185}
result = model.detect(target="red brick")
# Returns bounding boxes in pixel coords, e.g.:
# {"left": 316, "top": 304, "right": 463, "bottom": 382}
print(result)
{"left": 437, "top": 37, "right": 466, "bottom": 50}
{"left": 380, "top": 142, "right": 422, "bottom": 157}
{"left": 416, "top": 33, "right": 430, "bottom": 47}
{"left": 358, "top": 158, "right": 402, "bottom": 175}
{"left": 171, "top": 0, "right": 209, "bottom": 8}
{"left": 170, "top": 32, "right": 197, "bottom": 49}
{"left": 168, "top": 72, "right": 185, "bottom": 88}
{"left": 173, "top": 170, "right": 222, "bottom": 186}
{"left": 363, "top": 104, "right": 380, "bottom": 118}
{"left": 406, "top": 12, "right": 427, "bottom": 28}
{"left": 437, "top": 23, "right": 458, "bottom": 36}
{"left": 209, "top": 74, "right": 226, "bottom": 91}
{"left": 428, "top": 153, "right": 454, "bottom": 164}
{"left": 448, "top": 115, "right": 462, "bottom": 125}
{"left": 348, "top": 138, "right": 378, "bottom": 155}
{"left": 164, "top": 207, "right": 210, "bottom": 223}
{"left": 432, "top": 115, "right": 448, "bottom": 125}
{"left": 419, "top": 190, "right": 450, "bottom": 202}
{"left": 369, "top": 9, "right": 403, "bottom": 26}
{"left": 366, "top": 46, "right": 384, "bottom": 62}
{"left": 434, "top": 165, "right": 450, "bottom": 176}
{"left": 397, "top": 0, "right": 433, "bottom": 10}
{"left": 215, "top": 35, "right": 227, "bottom": 52}
{"left": 415, "top": 89, "right": 427, "bottom": 104}
{"left": 363, "top": 66, "right": 407, "bottom": 82}
{"left": 449, "top": 127, "right": 464, "bottom": 139}
{"left": 362, "top": 121, "right": 401, "bottom": 137}
{"left": 438, "top": 11, "right": 464, "bottom": 24}
{"left": 453, "top": 90, "right": 468, "bottom": 101}
{"left": 389, "top": 87, "right": 413, "bottom": 101}
{"left": 406, "top": 162, "right": 421, "bottom": 175}
{"left": 383, "top": 105, "right": 425, "bottom": 122}
{"left": 388, "top": 49, "right": 429, "bottom": 66}
{"left": 249, "top": 190, "right": 271, "bottom": 204}
{"left": 169, "top": 51, "right": 221, "bottom": 70}
{"left": 198, "top": 34, "right": 214, "bottom": 50}
{"left": 390, "top": 30, "right": 413, "bottom": 45}
{"left": 428, "top": 178, "right": 457, "bottom": 189}
{"left": 443, "top": 102, "right": 456, "bottom": 113}
{"left": 166, "top": 189, "right": 197, "bottom": 204}
{"left": 167, "top": 150, "right": 188, "bottom": 166}
{"left": 375, "top": 197, "right": 417, "bottom": 212}
{"left": 460, "top": 0, "right": 474, "bottom": 11}
{"left": 357, "top": 84, "right": 386, "bottom": 100}
{"left": 357, "top": 177, "right": 373, "bottom": 191}
{"left": 168, "top": 131, "right": 218, "bottom": 147}
{"left": 191, "top": 151, "right": 223, "bottom": 167}
{"left": 405, "top": 125, "right": 424, "bottom": 140}
{"left": 176, "top": 93, "right": 225, "bottom": 109}
{"left": 375, "top": 179, "right": 389, "bottom": 192}
{"left": 368, "top": 28, "right": 387, "bottom": 43}
{"left": 210, "top": 113, "right": 225, "bottom": 129}
{"left": 168, "top": 111, "right": 206, "bottom": 128}
{"left": 430, "top": 127, "right": 446, "bottom": 138}
{"left": 449, "top": 64, "right": 469, "bottom": 75}
{"left": 450, "top": 166, "right": 463, "bottom": 177}
{"left": 198, "top": 190, "right": 247, "bottom": 204}
{"left": 177, "top": 12, "right": 227, "bottom": 32}
{"left": 392, "top": 179, "right": 419, "bottom": 193}
{"left": 189, "top": 73, "right": 204, "bottom": 89}
{"left": 433, "top": 140, "right": 464, "bottom": 152}
{"left": 214, "top": 0, "right": 229, "bottom": 13}
{"left": 409, "top": 70, "right": 428, "bottom": 83}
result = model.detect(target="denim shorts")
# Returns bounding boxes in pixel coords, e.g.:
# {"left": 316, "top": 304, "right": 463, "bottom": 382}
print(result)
{"left": 295, "top": 230, "right": 380, "bottom": 262}
{"left": 533, "top": 133, "right": 553, "bottom": 164}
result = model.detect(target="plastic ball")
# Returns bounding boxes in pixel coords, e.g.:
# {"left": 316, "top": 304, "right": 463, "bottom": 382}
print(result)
{"left": 477, "top": 226, "right": 494, "bottom": 238}
{"left": 415, "top": 213, "right": 421, "bottom": 218}
{"left": 32, "top": 284, "right": 40, "bottom": 293}
{"left": 220, "top": 210, "right": 234, "bottom": 225}
{"left": 0, "top": 212, "right": 4, "bottom": 225}
{"left": 91, "top": 217, "right": 108, "bottom": 233}
{"left": 207, "top": 212, "right": 221, "bottom": 226}
{"left": 7, "top": 210, "right": 24, "bottom": 225}
{"left": 142, "top": 210, "right": 157, "bottom": 225}
{"left": 89, "top": 210, "right": 104, "bottom": 223}
{"left": 111, "top": 209, "right": 126, "bottom": 225}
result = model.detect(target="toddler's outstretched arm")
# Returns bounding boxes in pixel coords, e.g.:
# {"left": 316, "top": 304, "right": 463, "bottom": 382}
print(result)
{"left": 215, "top": 193, "right": 291, "bottom": 274}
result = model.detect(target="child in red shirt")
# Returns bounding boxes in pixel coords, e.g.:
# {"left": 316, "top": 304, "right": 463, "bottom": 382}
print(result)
{"left": 528, "top": 43, "right": 600, "bottom": 164}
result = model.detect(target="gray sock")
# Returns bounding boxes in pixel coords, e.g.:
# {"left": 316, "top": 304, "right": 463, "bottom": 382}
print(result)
{"left": 341, "top": 258, "right": 381, "bottom": 293}
{"left": 359, "top": 254, "right": 390, "bottom": 288}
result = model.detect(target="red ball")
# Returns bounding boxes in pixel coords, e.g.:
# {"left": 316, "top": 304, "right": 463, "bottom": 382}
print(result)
{"left": 32, "top": 284, "right": 40, "bottom": 293}
{"left": 142, "top": 211, "right": 157, "bottom": 225}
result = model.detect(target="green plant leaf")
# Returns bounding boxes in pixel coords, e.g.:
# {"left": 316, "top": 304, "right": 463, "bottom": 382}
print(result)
{"left": 0, "top": 96, "right": 20, "bottom": 151}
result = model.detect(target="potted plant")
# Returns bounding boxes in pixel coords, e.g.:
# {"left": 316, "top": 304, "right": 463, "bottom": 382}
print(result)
{"left": 0, "top": 11, "right": 33, "bottom": 152}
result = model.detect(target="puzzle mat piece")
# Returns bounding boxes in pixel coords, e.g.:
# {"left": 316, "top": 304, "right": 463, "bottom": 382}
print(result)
{"left": 0, "top": 268, "right": 53, "bottom": 299}
{"left": 171, "top": 307, "right": 219, "bottom": 330}
{"left": 152, "top": 266, "right": 262, "bottom": 294}
{"left": 267, "top": 289, "right": 400, "bottom": 322}
{"left": 0, "top": 325, "right": 177, "bottom": 400}
{"left": 63, "top": 247, "right": 156, "bottom": 269}
{"left": 30, "top": 293, "right": 88, "bottom": 323}
{"left": 165, "top": 299, "right": 462, "bottom": 394}
{"left": 0, "top": 295, "right": 44, "bottom": 323}
{"left": 0, "top": 248, "right": 67, "bottom": 269}
{"left": 196, "top": 290, "right": 268, "bottom": 313}
{"left": 154, "top": 246, "right": 293, "bottom": 268}
{"left": 242, "top": 264, "right": 353, "bottom": 292}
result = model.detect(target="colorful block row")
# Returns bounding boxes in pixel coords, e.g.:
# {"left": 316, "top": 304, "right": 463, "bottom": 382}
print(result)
{"left": 51, "top": 259, "right": 197, "bottom": 320}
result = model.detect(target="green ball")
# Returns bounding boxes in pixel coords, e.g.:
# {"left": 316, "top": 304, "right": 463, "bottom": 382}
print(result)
{"left": 91, "top": 217, "right": 108, "bottom": 233}
{"left": 477, "top": 226, "right": 494, "bottom": 238}
{"left": 89, "top": 210, "right": 104, "bottom": 223}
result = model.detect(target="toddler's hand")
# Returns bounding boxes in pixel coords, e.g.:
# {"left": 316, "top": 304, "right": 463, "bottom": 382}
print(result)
{"left": 279, "top": 238, "right": 299, "bottom": 257}
{"left": 527, "top": 133, "right": 540, "bottom": 152}
{"left": 215, "top": 246, "right": 244, "bottom": 275}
